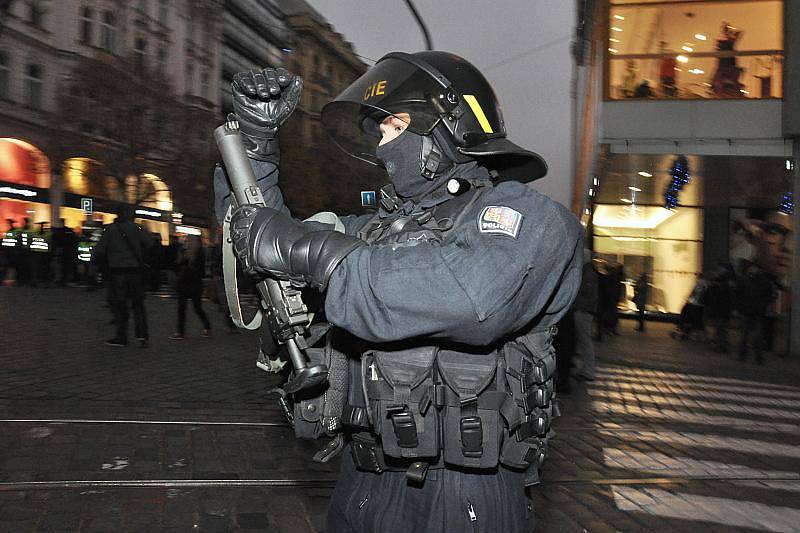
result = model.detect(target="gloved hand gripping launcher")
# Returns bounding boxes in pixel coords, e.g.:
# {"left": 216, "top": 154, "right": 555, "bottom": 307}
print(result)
{"left": 214, "top": 121, "right": 328, "bottom": 393}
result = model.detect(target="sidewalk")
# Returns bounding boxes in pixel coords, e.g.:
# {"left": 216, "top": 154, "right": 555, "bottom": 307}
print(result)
{"left": 2, "top": 286, "right": 800, "bottom": 532}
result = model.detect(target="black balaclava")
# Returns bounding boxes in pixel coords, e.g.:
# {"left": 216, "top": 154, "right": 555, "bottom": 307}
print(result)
{"left": 374, "top": 129, "right": 430, "bottom": 200}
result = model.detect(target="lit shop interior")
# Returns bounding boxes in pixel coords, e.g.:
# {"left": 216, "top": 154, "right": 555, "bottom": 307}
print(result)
{"left": 606, "top": 0, "right": 783, "bottom": 100}
{"left": 590, "top": 153, "right": 792, "bottom": 317}
{"left": 0, "top": 138, "right": 203, "bottom": 245}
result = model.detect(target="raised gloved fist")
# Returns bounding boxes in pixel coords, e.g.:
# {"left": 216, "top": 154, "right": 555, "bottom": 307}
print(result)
{"left": 231, "top": 68, "right": 302, "bottom": 162}
{"left": 230, "top": 204, "right": 365, "bottom": 289}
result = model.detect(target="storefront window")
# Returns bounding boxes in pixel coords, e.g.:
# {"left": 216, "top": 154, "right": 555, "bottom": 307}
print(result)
{"left": 607, "top": 0, "right": 783, "bottom": 99}
{"left": 594, "top": 204, "right": 703, "bottom": 314}
{"left": 592, "top": 152, "right": 792, "bottom": 317}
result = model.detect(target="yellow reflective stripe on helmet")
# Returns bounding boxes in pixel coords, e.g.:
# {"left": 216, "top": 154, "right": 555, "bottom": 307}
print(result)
{"left": 463, "top": 94, "right": 494, "bottom": 134}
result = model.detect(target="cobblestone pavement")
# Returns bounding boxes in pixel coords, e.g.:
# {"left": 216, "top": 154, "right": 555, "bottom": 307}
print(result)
{"left": 2, "top": 286, "right": 800, "bottom": 532}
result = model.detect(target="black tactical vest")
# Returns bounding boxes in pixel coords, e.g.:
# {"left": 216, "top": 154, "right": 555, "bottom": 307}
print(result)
{"left": 287, "top": 185, "right": 558, "bottom": 486}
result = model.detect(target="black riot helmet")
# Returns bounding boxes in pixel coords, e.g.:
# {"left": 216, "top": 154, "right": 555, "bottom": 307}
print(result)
{"left": 321, "top": 51, "right": 547, "bottom": 182}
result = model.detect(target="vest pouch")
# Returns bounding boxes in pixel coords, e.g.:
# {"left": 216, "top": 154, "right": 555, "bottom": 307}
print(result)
{"left": 291, "top": 347, "right": 328, "bottom": 439}
{"left": 499, "top": 327, "right": 557, "bottom": 473}
{"left": 437, "top": 350, "right": 503, "bottom": 469}
{"left": 364, "top": 347, "right": 439, "bottom": 459}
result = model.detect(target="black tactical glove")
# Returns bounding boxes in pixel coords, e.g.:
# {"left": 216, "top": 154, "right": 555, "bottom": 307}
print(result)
{"left": 232, "top": 67, "right": 303, "bottom": 162}
{"left": 231, "top": 205, "right": 364, "bottom": 290}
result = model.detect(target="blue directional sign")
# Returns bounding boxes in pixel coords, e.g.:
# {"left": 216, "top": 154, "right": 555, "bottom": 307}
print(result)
{"left": 361, "top": 190, "right": 376, "bottom": 208}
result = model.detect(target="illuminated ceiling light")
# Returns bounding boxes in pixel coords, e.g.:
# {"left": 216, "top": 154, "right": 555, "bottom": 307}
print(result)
{"left": 786, "top": 159, "right": 793, "bottom": 171}
{"left": 609, "top": 38, "right": 620, "bottom": 43}
{"left": 608, "top": 48, "right": 619, "bottom": 54}
{"left": 614, "top": 14, "right": 625, "bottom": 20}
{"left": 584, "top": 208, "right": 591, "bottom": 215}
{"left": 741, "top": 89, "right": 750, "bottom": 95}
{"left": 611, "top": 26, "right": 623, "bottom": 32}
{"left": 695, "top": 33, "right": 707, "bottom": 41}
{"left": 0, "top": 186, "right": 37, "bottom": 197}
{"left": 689, "top": 68, "right": 705, "bottom": 75}
{"left": 593, "top": 205, "right": 675, "bottom": 229}
{"left": 176, "top": 225, "right": 201, "bottom": 236}
{"left": 588, "top": 188, "right": 595, "bottom": 197}
{"left": 638, "top": 171, "right": 653, "bottom": 178}
{"left": 629, "top": 186, "right": 642, "bottom": 192}
{"left": 620, "top": 198, "right": 632, "bottom": 203}
{"left": 676, "top": 55, "right": 689, "bottom": 63}
{"left": 681, "top": 45, "right": 694, "bottom": 52}
{"left": 593, "top": 177, "right": 600, "bottom": 186}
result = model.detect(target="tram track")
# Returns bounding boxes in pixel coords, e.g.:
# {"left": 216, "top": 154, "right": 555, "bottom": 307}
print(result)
{"left": 1, "top": 475, "right": 797, "bottom": 493}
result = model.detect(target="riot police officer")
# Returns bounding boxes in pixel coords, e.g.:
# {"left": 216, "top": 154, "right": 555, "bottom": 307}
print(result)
{"left": 215, "top": 51, "right": 582, "bottom": 532}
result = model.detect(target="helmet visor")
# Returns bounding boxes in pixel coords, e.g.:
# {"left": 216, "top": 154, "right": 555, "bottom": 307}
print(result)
{"left": 321, "top": 58, "right": 448, "bottom": 165}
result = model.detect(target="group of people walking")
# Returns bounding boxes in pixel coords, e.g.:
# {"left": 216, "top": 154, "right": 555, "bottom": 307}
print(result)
{"left": 677, "top": 263, "right": 782, "bottom": 364}
{"left": 90, "top": 205, "right": 224, "bottom": 347}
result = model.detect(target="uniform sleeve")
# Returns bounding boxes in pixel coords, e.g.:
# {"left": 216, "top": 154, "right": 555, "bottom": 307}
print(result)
{"left": 324, "top": 188, "right": 583, "bottom": 346}
{"left": 214, "top": 159, "right": 290, "bottom": 224}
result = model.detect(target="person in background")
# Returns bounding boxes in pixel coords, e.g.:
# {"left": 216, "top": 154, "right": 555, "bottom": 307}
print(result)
{"left": 15, "top": 218, "right": 33, "bottom": 286}
{"left": 92, "top": 205, "right": 151, "bottom": 348}
{"left": 736, "top": 263, "right": 773, "bottom": 364}
{"left": 146, "top": 232, "right": 164, "bottom": 292}
{"left": 573, "top": 250, "right": 598, "bottom": 382}
{"left": 633, "top": 79, "right": 654, "bottom": 98}
{"left": 170, "top": 234, "right": 212, "bottom": 339}
{"left": 676, "top": 273, "right": 709, "bottom": 341}
{"left": 705, "top": 263, "right": 735, "bottom": 353}
{"left": 658, "top": 42, "right": 678, "bottom": 97}
{"left": 622, "top": 59, "right": 638, "bottom": 98}
{"left": 634, "top": 272, "right": 649, "bottom": 332}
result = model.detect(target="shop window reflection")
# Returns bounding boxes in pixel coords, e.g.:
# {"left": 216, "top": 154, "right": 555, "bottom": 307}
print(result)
{"left": 593, "top": 205, "right": 703, "bottom": 314}
{"left": 607, "top": 0, "right": 783, "bottom": 100}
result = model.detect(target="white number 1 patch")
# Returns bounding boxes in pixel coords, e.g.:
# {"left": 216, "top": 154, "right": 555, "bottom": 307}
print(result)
{"left": 478, "top": 206, "right": 523, "bottom": 238}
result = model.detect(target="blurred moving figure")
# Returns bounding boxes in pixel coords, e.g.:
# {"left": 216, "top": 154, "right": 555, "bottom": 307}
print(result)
{"left": 573, "top": 251, "right": 598, "bottom": 381}
{"left": 170, "top": 235, "right": 211, "bottom": 340}
{"left": 736, "top": 264, "right": 773, "bottom": 364}
{"left": 633, "top": 272, "right": 649, "bottom": 332}
{"left": 705, "top": 264, "right": 735, "bottom": 353}
{"left": 92, "top": 205, "right": 151, "bottom": 348}
{"left": 711, "top": 22, "right": 744, "bottom": 98}
{"left": 674, "top": 273, "right": 709, "bottom": 341}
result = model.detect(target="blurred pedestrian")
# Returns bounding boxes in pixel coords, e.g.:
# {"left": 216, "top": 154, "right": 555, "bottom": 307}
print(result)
{"left": 15, "top": 218, "right": 33, "bottom": 286}
{"left": 736, "top": 264, "right": 773, "bottom": 364}
{"left": 675, "top": 273, "right": 708, "bottom": 341}
{"left": 705, "top": 264, "right": 735, "bottom": 353}
{"left": 554, "top": 310, "right": 576, "bottom": 394}
{"left": 170, "top": 235, "right": 211, "bottom": 340}
{"left": 573, "top": 250, "right": 598, "bottom": 382}
{"left": 92, "top": 205, "right": 151, "bottom": 348}
{"left": 210, "top": 228, "right": 236, "bottom": 333}
{"left": 145, "top": 232, "right": 164, "bottom": 292}
{"left": 634, "top": 272, "right": 649, "bottom": 332}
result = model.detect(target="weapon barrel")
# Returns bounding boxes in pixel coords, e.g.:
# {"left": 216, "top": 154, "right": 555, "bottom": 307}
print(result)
{"left": 213, "top": 125, "right": 266, "bottom": 207}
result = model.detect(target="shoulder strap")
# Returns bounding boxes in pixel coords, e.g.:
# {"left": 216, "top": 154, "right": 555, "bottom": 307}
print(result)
{"left": 222, "top": 204, "right": 262, "bottom": 330}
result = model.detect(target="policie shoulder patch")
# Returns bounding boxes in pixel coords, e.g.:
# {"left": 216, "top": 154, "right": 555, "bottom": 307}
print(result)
{"left": 478, "top": 206, "right": 523, "bottom": 238}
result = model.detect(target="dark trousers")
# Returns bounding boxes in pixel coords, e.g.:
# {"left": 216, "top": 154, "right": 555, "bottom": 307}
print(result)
{"left": 327, "top": 446, "right": 533, "bottom": 533}
{"left": 739, "top": 315, "right": 764, "bottom": 360}
{"left": 110, "top": 272, "right": 148, "bottom": 342}
{"left": 177, "top": 287, "right": 210, "bottom": 335}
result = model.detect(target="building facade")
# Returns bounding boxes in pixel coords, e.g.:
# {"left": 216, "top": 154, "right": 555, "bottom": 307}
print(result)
{"left": 0, "top": 0, "right": 222, "bottom": 240}
{"left": 575, "top": 0, "right": 797, "bottom": 350}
